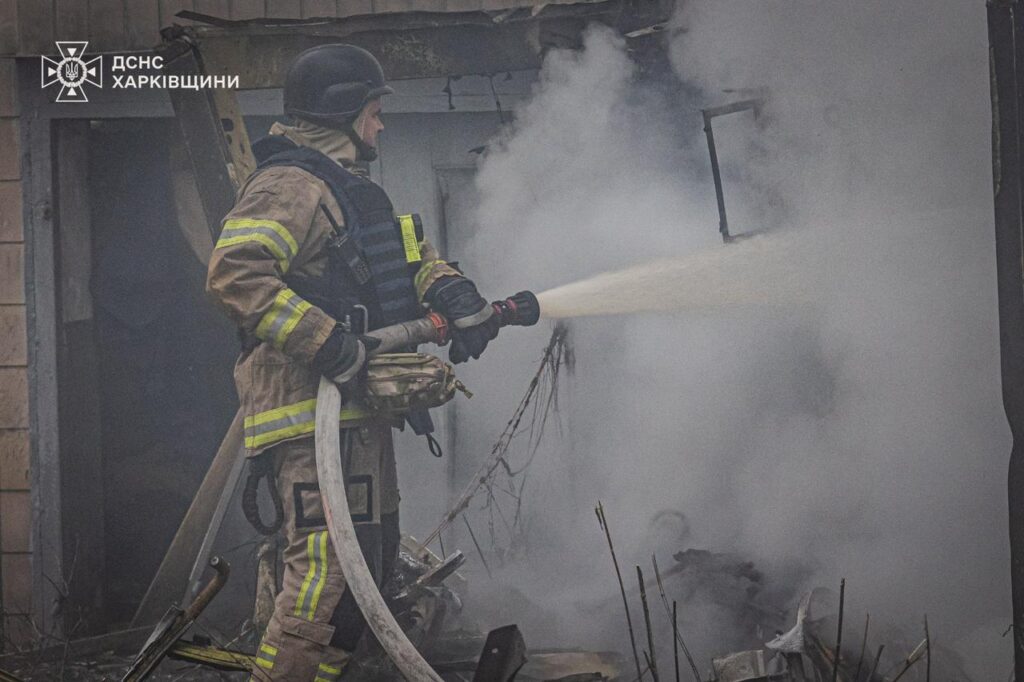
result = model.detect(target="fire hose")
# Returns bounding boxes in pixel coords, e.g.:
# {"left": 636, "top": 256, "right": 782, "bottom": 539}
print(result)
{"left": 315, "top": 292, "right": 538, "bottom": 681}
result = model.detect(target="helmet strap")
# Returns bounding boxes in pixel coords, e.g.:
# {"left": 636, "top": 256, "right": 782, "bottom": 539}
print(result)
{"left": 344, "top": 121, "right": 378, "bottom": 163}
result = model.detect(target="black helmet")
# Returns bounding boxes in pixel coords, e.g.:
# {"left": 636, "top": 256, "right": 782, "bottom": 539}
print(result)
{"left": 283, "top": 44, "right": 393, "bottom": 130}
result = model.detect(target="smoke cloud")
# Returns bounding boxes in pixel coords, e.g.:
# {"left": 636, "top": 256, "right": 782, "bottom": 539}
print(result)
{"left": 445, "top": 1, "right": 1007, "bottom": 679}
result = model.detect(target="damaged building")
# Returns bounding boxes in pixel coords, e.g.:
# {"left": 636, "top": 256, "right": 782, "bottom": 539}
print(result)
{"left": 0, "top": 0, "right": 1023, "bottom": 681}
{"left": 0, "top": 0, "right": 677, "bottom": 678}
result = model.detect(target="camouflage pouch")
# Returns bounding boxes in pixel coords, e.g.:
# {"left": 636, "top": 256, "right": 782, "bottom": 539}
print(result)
{"left": 362, "top": 353, "right": 472, "bottom": 414}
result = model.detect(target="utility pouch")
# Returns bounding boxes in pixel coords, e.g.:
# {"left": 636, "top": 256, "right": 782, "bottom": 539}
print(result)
{"left": 362, "top": 353, "right": 472, "bottom": 414}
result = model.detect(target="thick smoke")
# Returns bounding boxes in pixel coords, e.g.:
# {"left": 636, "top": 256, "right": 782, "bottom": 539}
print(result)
{"left": 448, "top": 1, "right": 1008, "bottom": 679}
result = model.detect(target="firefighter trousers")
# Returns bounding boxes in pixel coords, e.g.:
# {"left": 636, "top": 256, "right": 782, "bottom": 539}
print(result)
{"left": 250, "top": 423, "right": 400, "bottom": 681}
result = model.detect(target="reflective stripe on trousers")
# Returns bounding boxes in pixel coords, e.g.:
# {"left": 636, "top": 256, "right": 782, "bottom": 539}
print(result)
{"left": 243, "top": 399, "right": 369, "bottom": 450}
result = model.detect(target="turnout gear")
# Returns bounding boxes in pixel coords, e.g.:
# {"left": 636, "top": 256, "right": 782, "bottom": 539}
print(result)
{"left": 255, "top": 138, "right": 425, "bottom": 330}
{"left": 424, "top": 276, "right": 498, "bottom": 364}
{"left": 312, "top": 329, "right": 380, "bottom": 386}
{"left": 251, "top": 434, "right": 400, "bottom": 680}
{"left": 206, "top": 85, "right": 462, "bottom": 679}
{"left": 206, "top": 125, "right": 460, "bottom": 456}
{"left": 283, "top": 43, "right": 393, "bottom": 162}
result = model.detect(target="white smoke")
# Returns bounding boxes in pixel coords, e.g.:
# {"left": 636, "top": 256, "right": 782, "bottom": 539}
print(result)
{"left": 448, "top": 2, "right": 1009, "bottom": 679}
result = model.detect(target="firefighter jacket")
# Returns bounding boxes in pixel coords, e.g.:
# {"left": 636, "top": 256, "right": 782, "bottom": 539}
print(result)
{"left": 207, "top": 129, "right": 460, "bottom": 455}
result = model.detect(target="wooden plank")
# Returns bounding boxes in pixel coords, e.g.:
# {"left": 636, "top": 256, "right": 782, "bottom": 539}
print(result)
{"left": 88, "top": 0, "right": 127, "bottom": 53}
{"left": 266, "top": 0, "right": 301, "bottom": 17}
{"left": 0, "top": 244, "right": 23, "bottom": 303}
{"left": 336, "top": 0, "right": 373, "bottom": 16}
{"left": 0, "top": 58, "right": 19, "bottom": 115}
{"left": 54, "top": 0, "right": 89, "bottom": 46}
{"left": 0, "top": 181, "right": 24, "bottom": 242}
{"left": 194, "top": 0, "right": 231, "bottom": 20}
{"left": 0, "top": 0, "right": 18, "bottom": 56}
{"left": 443, "top": 0, "right": 482, "bottom": 11}
{"left": 300, "top": 0, "right": 337, "bottom": 18}
{"left": 124, "top": 0, "right": 160, "bottom": 50}
{"left": 0, "top": 118, "right": 19, "bottom": 180}
{"left": 15, "top": 0, "right": 52, "bottom": 56}
{"left": 229, "top": 0, "right": 265, "bottom": 20}
{"left": 0, "top": 429, "right": 29, "bottom": 490}
{"left": 21, "top": 100, "right": 65, "bottom": 642}
{"left": 0, "top": 491, "right": 30, "bottom": 551}
{"left": 0, "top": 367, "right": 27, "bottom": 428}
{"left": 0, "top": 306, "right": 26, "bottom": 366}
{"left": 378, "top": 0, "right": 444, "bottom": 12}
{"left": 1, "top": 615, "right": 34, "bottom": 648}
{"left": 1, "top": 554, "right": 31, "bottom": 613}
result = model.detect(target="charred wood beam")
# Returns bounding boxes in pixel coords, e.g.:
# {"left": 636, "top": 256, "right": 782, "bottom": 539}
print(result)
{"left": 154, "top": 29, "right": 255, "bottom": 242}
{"left": 988, "top": 3, "right": 1024, "bottom": 680}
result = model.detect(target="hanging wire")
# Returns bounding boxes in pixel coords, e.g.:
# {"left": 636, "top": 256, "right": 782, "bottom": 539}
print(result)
{"left": 419, "top": 323, "right": 571, "bottom": 559}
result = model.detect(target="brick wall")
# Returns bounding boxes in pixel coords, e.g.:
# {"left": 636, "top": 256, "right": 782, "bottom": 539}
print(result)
{"left": 0, "top": 52, "right": 33, "bottom": 649}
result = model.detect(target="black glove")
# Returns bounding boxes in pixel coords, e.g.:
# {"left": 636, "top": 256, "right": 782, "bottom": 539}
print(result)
{"left": 425, "top": 276, "right": 498, "bottom": 364}
{"left": 312, "top": 325, "right": 381, "bottom": 384}
{"left": 449, "top": 314, "right": 500, "bottom": 364}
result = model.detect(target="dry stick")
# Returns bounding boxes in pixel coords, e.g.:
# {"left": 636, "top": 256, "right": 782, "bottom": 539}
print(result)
{"left": 924, "top": 616, "right": 931, "bottom": 682}
{"left": 867, "top": 645, "right": 885, "bottom": 682}
{"left": 462, "top": 516, "right": 492, "bottom": 579}
{"left": 652, "top": 555, "right": 702, "bottom": 682}
{"left": 637, "top": 566, "right": 660, "bottom": 682}
{"left": 833, "top": 578, "right": 846, "bottom": 682}
{"left": 596, "top": 503, "right": 643, "bottom": 682}
{"left": 887, "top": 639, "right": 927, "bottom": 682}
{"left": 854, "top": 614, "right": 870, "bottom": 682}
{"left": 673, "top": 601, "right": 681, "bottom": 682}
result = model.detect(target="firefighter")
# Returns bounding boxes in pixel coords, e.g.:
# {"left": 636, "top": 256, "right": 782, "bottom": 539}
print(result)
{"left": 206, "top": 44, "right": 499, "bottom": 680}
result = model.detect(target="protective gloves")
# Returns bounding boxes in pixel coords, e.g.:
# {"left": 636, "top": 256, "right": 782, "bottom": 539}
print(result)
{"left": 424, "top": 276, "right": 498, "bottom": 364}
{"left": 313, "top": 324, "right": 382, "bottom": 384}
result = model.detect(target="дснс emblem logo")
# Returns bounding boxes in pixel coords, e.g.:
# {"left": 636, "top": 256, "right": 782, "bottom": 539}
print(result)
{"left": 41, "top": 41, "right": 102, "bottom": 103}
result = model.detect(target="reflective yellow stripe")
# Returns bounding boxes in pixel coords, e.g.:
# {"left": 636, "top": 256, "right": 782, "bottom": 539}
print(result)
{"left": 307, "top": 531, "right": 330, "bottom": 618}
{"left": 414, "top": 258, "right": 446, "bottom": 299}
{"left": 397, "top": 215, "right": 422, "bottom": 263}
{"left": 255, "top": 642, "right": 277, "bottom": 670}
{"left": 216, "top": 218, "right": 299, "bottom": 273}
{"left": 255, "top": 288, "right": 312, "bottom": 349}
{"left": 243, "top": 399, "right": 369, "bottom": 450}
{"left": 221, "top": 218, "right": 299, "bottom": 256}
{"left": 316, "top": 661, "right": 344, "bottom": 681}
{"left": 294, "top": 532, "right": 319, "bottom": 617}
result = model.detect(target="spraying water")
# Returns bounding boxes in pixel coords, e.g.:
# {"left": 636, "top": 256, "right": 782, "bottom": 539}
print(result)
{"left": 536, "top": 233, "right": 811, "bottom": 319}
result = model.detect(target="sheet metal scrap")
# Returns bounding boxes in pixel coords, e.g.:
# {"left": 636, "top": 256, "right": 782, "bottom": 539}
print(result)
{"left": 472, "top": 625, "right": 527, "bottom": 682}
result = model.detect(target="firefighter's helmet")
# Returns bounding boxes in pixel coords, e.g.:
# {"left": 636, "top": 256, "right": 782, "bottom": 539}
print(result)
{"left": 283, "top": 44, "right": 393, "bottom": 129}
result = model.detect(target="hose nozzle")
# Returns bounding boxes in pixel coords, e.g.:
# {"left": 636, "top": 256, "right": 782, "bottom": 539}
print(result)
{"left": 492, "top": 290, "right": 540, "bottom": 328}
